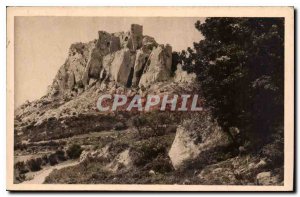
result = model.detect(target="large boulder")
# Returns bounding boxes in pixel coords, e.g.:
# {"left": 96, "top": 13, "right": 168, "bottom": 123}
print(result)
{"left": 168, "top": 126, "right": 202, "bottom": 170}
{"left": 139, "top": 45, "right": 172, "bottom": 88}
{"left": 131, "top": 47, "right": 151, "bottom": 86}
{"left": 110, "top": 48, "right": 135, "bottom": 86}
{"left": 168, "top": 116, "right": 230, "bottom": 170}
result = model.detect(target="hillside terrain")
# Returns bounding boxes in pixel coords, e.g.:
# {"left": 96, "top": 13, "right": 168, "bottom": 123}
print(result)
{"left": 14, "top": 24, "right": 283, "bottom": 186}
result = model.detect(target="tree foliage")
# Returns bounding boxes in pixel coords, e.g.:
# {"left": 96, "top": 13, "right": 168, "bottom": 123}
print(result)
{"left": 67, "top": 144, "right": 83, "bottom": 159}
{"left": 184, "top": 18, "right": 284, "bottom": 145}
{"left": 172, "top": 47, "right": 196, "bottom": 74}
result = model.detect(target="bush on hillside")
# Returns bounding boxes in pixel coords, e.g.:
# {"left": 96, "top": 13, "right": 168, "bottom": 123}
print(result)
{"left": 67, "top": 144, "right": 83, "bottom": 159}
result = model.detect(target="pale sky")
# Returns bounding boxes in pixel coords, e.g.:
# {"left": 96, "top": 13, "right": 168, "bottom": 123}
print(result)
{"left": 15, "top": 17, "right": 204, "bottom": 107}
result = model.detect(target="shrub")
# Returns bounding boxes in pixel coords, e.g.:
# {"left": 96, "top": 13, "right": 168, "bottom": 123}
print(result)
{"left": 42, "top": 154, "right": 49, "bottom": 165}
{"left": 26, "top": 158, "right": 42, "bottom": 171}
{"left": 114, "top": 122, "right": 127, "bottom": 131}
{"left": 132, "top": 115, "right": 147, "bottom": 136}
{"left": 67, "top": 144, "right": 83, "bottom": 159}
{"left": 14, "top": 161, "right": 29, "bottom": 174}
{"left": 132, "top": 111, "right": 180, "bottom": 137}
{"left": 49, "top": 153, "right": 58, "bottom": 166}
{"left": 150, "top": 154, "right": 174, "bottom": 174}
{"left": 261, "top": 128, "right": 284, "bottom": 167}
{"left": 132, "top": 138, "right": 166, "bottom": 166}
{"left": 55, "top": 150, "right": 66, "bottom": 161}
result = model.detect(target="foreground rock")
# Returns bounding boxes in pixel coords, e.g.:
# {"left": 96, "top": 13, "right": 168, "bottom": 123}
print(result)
{"left": 197, "top": 155, "right": 283, "bottom": 185}
{"left": 168, "top": 113, "right": 230, "bottom": 170}
{"left": 256, "top": 171, "right": 281, "bottom": 185}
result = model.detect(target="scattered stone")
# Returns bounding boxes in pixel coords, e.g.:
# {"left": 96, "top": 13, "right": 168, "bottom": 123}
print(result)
{"left": 198, "top": 165, "right": 239, "bottom": 185}
{"left": 149, "top": 170, "right": 156, "bottom": 175}
{"left": 256, "top": 171, "right": 280, "bottom": 185}
{"left": 255, "top": 159, "right": 267, "bottom": 169}
{"left": 106, "top": 149, "right": 132, "bottom": 173}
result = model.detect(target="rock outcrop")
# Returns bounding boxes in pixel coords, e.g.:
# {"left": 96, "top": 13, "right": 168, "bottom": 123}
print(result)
{"left": 138, "top": 45, "right": 172, "bottom": 88}
{"left": 47, "top": 24, "right": 174, "bottom": 97}
{"left": 168, "top": 113, "right": 230, "bottom": 170}
{"left": 14, "top": 24, "right": 284, "bottom": 186}
{"left": 110, "top": 48, "right": 134, "bottom": 86}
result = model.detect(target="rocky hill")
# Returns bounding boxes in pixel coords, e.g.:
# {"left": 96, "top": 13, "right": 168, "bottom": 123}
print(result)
{"left": 14, "top": 24, "right": 196, "bottom": 142}
{"left": 14, "top": 24, "right": 283, "bottom": 186}
{"left": 47, "top": 24, "right": 174, "bottom": 96}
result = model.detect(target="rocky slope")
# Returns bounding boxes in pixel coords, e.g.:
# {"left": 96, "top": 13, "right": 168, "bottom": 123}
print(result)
{"left": 14, "top": 24, "right": 196, "bottom": 143}
{"left": 14, "top": 24, "right": 283, "bottom": 185}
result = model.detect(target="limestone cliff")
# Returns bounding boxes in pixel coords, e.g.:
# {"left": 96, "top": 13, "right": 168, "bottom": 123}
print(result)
{"left": 47, "top": 24, "right": 179, "bottom": 99}
{"left": 14, "top": 24, "right": 197, "bottom": 144}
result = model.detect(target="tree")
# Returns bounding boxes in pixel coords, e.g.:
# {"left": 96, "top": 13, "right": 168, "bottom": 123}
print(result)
{"left": 187, "top": 18, "right": 284, "bottom": 146}
{"left": 132, "top": 115, "right": 147, "bottom": 136}
{"left": 132, "top": 111, "right": 180, "bottom": 137}
{"left": 67, "top": 144, "right": 83, "bottom": 159}
{"left": 26, "top": 158, "right": 42, "bottom": 171}
{"left": 172, "top": 48, "right": 196, "bottom": 74}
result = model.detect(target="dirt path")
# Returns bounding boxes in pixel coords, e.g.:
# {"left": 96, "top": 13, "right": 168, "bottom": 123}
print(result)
{"left": 22, "top": 160, "right": 79, "bottom": 184}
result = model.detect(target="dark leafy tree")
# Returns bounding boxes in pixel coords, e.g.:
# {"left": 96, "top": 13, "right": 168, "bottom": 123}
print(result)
{"left": 171, "top": 52, "right": 180, "bottom": 75}
{"left": 26, "top": 158, "right": 42, "bottom": 171}
{"left": 67, "top": 144, "right": 83, "bottom": 159}
{"left": 172, "top": 48, "right": 196, "bottom": 74}
{"left": 186, "top": 18, "right": 284, "bottom": 146}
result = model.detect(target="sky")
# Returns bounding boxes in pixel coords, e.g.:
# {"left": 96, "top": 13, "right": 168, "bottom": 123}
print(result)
{"left": 14, "top": 17, "right": 204, "bottom": 107}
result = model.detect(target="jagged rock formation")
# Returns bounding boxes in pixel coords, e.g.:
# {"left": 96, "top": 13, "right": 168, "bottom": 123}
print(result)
{"left": 14, "top": 24, "right": 284, "bottom": 186}
{"left": 47, "top": 24, "right": 174, "bottom": 98}
{"left": 138, "top": 45, "right": 172, "bottom": 88}
{"left": 168, "top": 114, "right": 230, "bottom": 170}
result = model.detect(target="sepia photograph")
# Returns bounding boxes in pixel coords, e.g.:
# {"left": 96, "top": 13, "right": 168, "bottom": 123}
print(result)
{"left": 6, "top": 7, "right": 294, "bottom": 191}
